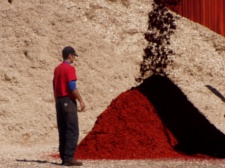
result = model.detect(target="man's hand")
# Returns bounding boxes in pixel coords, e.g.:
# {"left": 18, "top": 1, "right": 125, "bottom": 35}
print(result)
{"left": 72, "top": 89, "right": 85, "bottom": 112}
{"left": 79, "top": 100, "right": 86, "bottom": 112}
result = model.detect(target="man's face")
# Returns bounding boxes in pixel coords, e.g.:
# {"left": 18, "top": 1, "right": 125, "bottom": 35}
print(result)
{"left": 69, "top": 54, "right": 76, "bottom": 63}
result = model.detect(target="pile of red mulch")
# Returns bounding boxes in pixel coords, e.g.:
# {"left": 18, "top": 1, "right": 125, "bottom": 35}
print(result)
{"left": 51, "top": 75, "right": 225, "bottom": 160}
{"left": 74, "top": 88, "right": 206, "bottom": 160}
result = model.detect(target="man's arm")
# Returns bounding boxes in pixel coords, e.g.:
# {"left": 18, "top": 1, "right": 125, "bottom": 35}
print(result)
{"left": 68, "top": 80, "right": 85, "bottom": 111}
{"left": 72, "top": 89, "right": 85, "bottom": 111}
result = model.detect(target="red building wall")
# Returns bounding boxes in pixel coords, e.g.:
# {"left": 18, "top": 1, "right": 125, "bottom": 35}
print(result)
{"left": 169, "top": 0, "right": 225, "bottom": 37}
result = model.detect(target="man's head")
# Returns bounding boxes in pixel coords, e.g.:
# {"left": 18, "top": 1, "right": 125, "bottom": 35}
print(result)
{"left": 62, "top": 46, "right": 78, "bottom": 63}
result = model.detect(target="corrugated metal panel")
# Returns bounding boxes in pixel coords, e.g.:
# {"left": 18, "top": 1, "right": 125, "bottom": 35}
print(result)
{"left": 169, "top": 0, "right": 225, "bottom": 37}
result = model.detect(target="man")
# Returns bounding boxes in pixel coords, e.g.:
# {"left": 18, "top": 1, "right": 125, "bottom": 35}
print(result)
{"left": 53, "top": 46, "right": 85, "bottom": 166}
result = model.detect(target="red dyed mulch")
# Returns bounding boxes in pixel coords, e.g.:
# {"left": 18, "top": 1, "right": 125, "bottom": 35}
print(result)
{"left": 73, "top": 88, "right": 208, "bottom": 160}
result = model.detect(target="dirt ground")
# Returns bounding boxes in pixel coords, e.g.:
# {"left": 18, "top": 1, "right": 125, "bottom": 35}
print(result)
{"left": 1, "top": 0, "right": 225, "bottom": 167}
{"left": 1, "top": 145, "right": 225, "bottom": 168}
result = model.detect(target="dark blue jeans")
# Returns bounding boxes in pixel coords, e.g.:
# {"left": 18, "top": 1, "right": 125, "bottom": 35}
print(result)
{"left": 56, "top": 97, "right": 79, "bottom": 162}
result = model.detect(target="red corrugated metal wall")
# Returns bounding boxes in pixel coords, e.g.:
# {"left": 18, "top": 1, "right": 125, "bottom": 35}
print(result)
{"left": 169, "top": 0, "right": 225, "bottom": 37}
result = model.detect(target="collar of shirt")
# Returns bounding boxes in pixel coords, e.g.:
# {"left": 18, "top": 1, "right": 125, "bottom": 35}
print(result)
{"left": 63, "top": 60, "right": 70, "bottom": 64}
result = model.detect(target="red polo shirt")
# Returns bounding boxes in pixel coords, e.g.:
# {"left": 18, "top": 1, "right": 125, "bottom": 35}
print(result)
{"left": 53, "top": 61, "right": 77, "bottom": 100}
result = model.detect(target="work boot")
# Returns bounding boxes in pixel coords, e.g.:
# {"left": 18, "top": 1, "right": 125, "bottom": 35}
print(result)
{"left": 63, "top": 159, "right": 83, "bottom": 166}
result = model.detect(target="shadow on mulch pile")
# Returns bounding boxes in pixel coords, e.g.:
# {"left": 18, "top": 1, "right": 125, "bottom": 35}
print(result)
{"left": 138, "top": 75, "right": 225, "bottom": 158}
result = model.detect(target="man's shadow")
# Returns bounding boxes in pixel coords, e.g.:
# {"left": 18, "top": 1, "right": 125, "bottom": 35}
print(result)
{"left": 137, "top": 75, "right": 225, "bottom": 158}
{"left": 205, "top": 85, "right": 225, "bottom": 103}
{"left": 16, "top": 159, "right": 61, "bottom": 166}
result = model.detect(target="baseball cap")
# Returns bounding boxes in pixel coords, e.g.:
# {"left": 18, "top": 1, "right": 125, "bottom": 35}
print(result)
{"left": 62, "top": 46, "right": 78, "bottom": 57}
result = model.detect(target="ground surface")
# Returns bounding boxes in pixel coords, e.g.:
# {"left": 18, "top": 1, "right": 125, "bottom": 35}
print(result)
{"left": 1, "top": 145, "right": 225, "bottom": 168}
